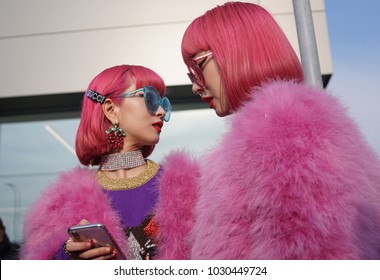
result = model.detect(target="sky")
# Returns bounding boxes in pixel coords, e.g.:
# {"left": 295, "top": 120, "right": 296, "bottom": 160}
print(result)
{"left": 1, "top": 1, "right": 380, "bottom": 243}
{"left": 323, "top": 0, "right": 380, "bottom": 154}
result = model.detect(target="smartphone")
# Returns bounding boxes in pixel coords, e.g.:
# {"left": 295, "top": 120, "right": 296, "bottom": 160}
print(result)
{"left": 68, "top": 223, "right": 127, "bottom": 260}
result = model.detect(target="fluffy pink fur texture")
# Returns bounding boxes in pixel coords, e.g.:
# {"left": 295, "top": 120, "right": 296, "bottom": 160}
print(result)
{"left": 155, "top": 151, "right": 200, "bottom": 259}
{"left": 20, "top": 81, "right": 380, "bottom": 260}
{"left": 20, "top": 167, "right": 127, "bottom": 259}
{"left": 164, "top": 81, "right": 380, "bottom": 259}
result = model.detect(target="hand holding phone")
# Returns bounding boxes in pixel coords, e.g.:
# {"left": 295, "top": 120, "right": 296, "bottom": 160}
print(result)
{"left": 68, "top": 223, "right": 127, "bottom": 260}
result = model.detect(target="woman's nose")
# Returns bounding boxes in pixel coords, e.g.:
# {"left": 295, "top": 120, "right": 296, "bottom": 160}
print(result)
{"left": 191, "top": 82, "right": 204, "bottom": 95}
{"left": 156, "top": 105, "right": 166, "bottom": 118}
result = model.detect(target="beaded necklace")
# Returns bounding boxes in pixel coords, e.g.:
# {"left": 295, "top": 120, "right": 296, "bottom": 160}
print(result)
{"left": 100, "top": 150, "right": 145, "bottom": 171}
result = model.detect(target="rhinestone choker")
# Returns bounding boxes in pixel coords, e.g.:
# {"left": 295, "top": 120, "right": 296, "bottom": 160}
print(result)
{"left": 100, "top": 150, "right": 146, "bottom": 171}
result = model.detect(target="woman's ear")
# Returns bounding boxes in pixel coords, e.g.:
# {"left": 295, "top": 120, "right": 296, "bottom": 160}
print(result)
{"left": 102, "top": 98, "right": 119, "bottom": 124}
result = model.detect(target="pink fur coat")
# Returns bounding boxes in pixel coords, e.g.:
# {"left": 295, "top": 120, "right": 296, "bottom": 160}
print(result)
{"left": 20, "top": 168, "right": 128, "bottom": 259}
{"left": 156, "top": 81, "right": 380, "bottom": 259}
{"left": 19, "top": 158, "right": 198, "bottom": 260}
{"left": 21, "top": 81, "right": 380, "bottom": 260}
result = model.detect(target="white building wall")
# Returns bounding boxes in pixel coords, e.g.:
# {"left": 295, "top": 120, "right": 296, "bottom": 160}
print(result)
{"left": 0, "top": 0, "right": 332, "bottom": 98}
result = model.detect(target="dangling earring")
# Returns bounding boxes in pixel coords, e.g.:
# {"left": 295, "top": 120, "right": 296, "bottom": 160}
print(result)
{"left": 105, "top": 123, "right": 126, "bottom": 152}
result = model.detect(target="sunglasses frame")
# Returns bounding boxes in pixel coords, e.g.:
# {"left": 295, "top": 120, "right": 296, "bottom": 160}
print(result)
{"left": 187, "top": 52, "right": 213, "bottom": 88}
{"left": 119, "top": 86, "right": 171, "bottom": 122}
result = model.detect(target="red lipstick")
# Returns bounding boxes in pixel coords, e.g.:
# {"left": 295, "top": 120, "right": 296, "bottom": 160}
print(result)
{"left": 202, "top": 96, "right": 214, "bottom": 109}
{"left": 152, "top": 121, "right": 163, "bottom": 133}
{"left": 209, "top": 99, "right": 214, "bottom": 109}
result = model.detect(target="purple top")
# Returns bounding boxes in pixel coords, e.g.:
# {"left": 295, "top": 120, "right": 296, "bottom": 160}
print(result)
{"left": 102, "top": 169, "right": 161, "bottom": 227}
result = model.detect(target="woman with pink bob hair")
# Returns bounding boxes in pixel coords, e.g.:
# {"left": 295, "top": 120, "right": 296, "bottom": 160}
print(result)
{"left": 155, "top": 2, "right": 380, "bottom": 259}
{"left": 76, "top": 65, "right": 166, "bottom": 165}
{"left": 20, "top": 65, "right": 173, "bottom": 260}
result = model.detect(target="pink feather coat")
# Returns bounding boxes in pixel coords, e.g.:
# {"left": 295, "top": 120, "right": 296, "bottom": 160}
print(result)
{"left": 20, "top": 168, "right": 128, "bottom": 259}
{"left": 21, "top": 81, "right": 380, "bottom": 260}
{"left": 155, "top": 81, "right": 380, "bottom": 259}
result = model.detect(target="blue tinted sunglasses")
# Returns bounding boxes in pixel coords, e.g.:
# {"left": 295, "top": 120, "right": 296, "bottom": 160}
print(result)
{"left": 119, "top": 86, "right": 171, "bottom": 122}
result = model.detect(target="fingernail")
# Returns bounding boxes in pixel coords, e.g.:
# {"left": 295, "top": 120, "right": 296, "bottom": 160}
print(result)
{"left": 106, "top": 247, "right": 114, "bottom": 254}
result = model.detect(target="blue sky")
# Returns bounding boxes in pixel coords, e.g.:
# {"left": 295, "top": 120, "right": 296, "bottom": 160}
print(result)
{"left": 324, "top": 1, "right": 380, "bottom": 155}
{"left": 1, "top": 1, "right": 380, "bottom": 243}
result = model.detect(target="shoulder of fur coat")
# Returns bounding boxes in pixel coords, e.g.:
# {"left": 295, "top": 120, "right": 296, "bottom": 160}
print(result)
{"left": 20, "top": 167, "right": 127, "bottom": 259}
{"left": 154, "top": 150, "right": 200, "bottom": 259}
{"left": 190, "top": 80, "right": 380, "bottom": 259}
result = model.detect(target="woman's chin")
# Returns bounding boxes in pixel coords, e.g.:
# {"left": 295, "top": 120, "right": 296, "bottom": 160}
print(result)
{"left": 215, "top": 108, "right": 230, "bottom": 117}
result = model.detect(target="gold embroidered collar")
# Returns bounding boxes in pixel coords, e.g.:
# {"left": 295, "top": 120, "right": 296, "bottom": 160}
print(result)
{"left": 96, "top": 159, "right": 160, "bottom": 191}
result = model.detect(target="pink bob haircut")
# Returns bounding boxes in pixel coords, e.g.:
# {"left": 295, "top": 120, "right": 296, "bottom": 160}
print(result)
{"left": 181, "top": 1, "right": 304, "bottom": 112}
{"left": 75, "top": 65, "right": 166, "bottom": 166}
